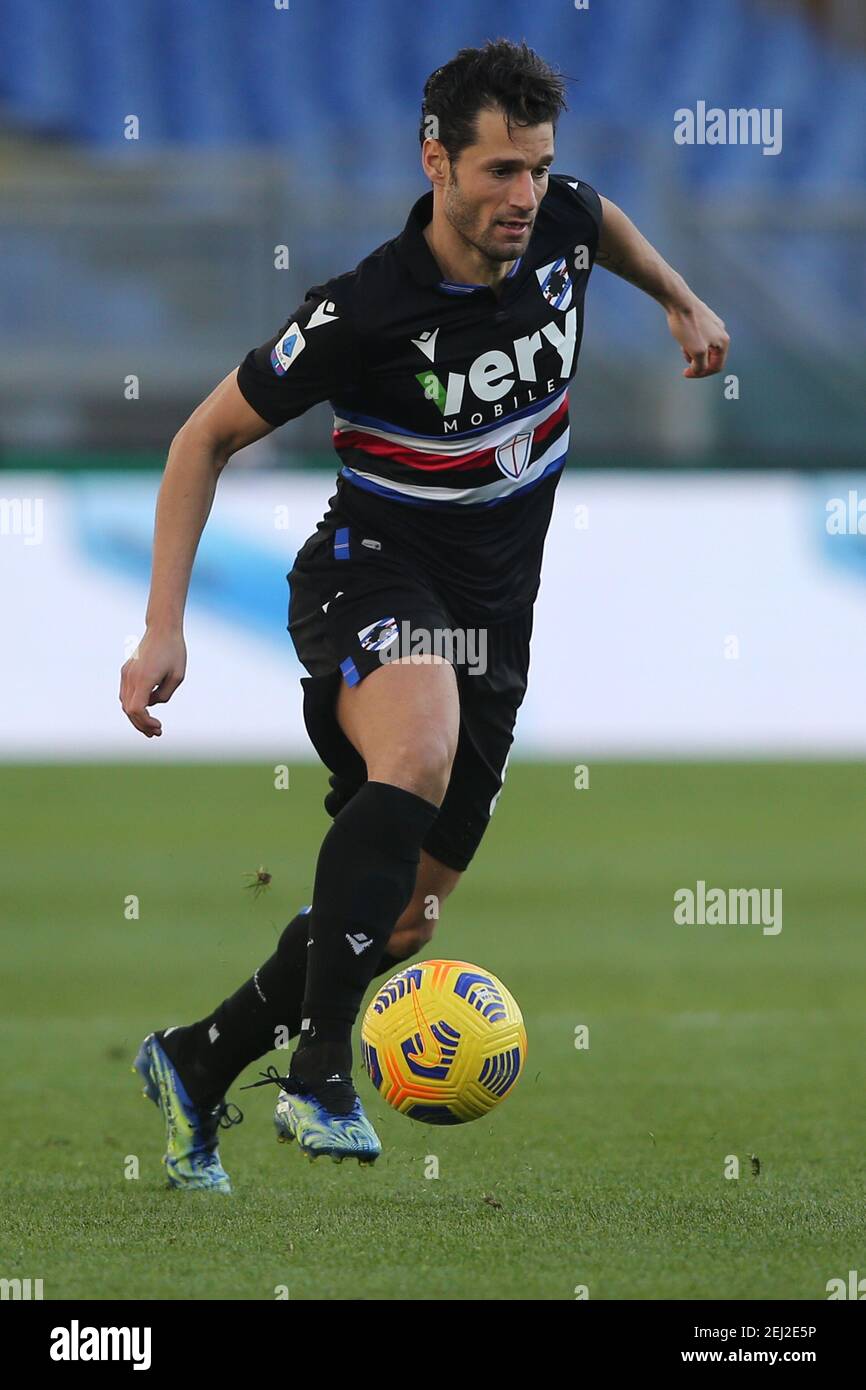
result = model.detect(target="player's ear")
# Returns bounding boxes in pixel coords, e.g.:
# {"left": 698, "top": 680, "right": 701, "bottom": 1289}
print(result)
{"left": 422, "top": 138, "right": 448, "bottom": 186}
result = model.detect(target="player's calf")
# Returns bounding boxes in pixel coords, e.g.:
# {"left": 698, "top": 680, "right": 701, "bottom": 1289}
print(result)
{"left": 289, "top": 781, "right": 439, "bottom": 1089}
{"left": 385, "top": 849, "right": 462, "bottom": 961}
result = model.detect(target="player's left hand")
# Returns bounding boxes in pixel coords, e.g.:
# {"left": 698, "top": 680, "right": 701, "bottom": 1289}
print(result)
{"left": 666, "top": 296, "right": 730, "bottom": 378}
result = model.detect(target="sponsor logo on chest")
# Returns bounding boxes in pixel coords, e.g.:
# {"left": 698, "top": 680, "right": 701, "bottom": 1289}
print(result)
{"left": 414, "top": 307, "right": 576, "bottom": 422}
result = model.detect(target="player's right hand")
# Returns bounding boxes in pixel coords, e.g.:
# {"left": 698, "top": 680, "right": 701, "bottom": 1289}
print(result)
{"left": 119, "top": 628, "right": 187, "bottom": 738}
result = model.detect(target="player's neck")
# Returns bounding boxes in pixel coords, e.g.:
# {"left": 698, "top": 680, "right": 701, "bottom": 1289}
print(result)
{"left": 422, "top": 217, "right": 514, "bottom": 297}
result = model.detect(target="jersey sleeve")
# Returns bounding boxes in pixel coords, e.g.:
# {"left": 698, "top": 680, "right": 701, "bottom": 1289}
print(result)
{"left": 235, "top": 285, "right": 359, "bottom": 428}
{"left": 552, "top": 175, "right": 603, "bottom": 259}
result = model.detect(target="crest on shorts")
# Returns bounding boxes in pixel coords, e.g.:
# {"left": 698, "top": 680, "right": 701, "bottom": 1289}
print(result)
{"left": 358, "top": 616, "right": 399, "bottom": 652}
{"left": 494, "top": 429, "right": 534, "bottom": 480}
{"left": 535, "top": 256, "right": 573, "bottom": 310}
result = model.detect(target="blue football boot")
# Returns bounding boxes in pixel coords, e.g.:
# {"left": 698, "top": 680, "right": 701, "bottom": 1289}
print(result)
{"left": 247, "top": 1066, "right": 381, "bottom": 1165}
{"left": 133, "top": 1032, "right": 242, "bottom": 1193}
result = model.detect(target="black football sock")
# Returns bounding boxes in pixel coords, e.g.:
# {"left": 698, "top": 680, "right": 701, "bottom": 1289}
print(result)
{"left": 291, "top": 781, "right": 439, "bottom": 1087}
{"left": 158, "top": 907, "right": 314, "bottom": 1108}
{"left": 158, "top": 919, "right": 423, "bottom": 1108}
{"left": 374, "top": 951, "right": 406, "bottom": 978}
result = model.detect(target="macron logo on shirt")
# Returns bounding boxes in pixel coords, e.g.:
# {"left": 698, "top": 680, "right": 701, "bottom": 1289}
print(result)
{"left": 307, "top": 299, "right": 340, "bottom": 329}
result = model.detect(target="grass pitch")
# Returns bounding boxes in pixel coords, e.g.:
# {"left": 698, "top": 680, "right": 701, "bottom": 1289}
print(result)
{"left": 2, "top": 761, "right": 865, "bottom": 1301}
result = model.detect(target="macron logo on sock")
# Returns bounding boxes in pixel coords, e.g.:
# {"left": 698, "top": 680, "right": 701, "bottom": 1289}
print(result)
{"left": 346, "top": 932, "right": 373, "bottom": 956}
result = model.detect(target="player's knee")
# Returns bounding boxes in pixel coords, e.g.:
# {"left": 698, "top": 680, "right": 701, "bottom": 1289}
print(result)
{"left": 372, "top": 733, "right": 455, "bottom": 806}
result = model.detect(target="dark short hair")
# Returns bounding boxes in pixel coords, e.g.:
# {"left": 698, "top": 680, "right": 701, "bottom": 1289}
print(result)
{"left": 420, "top": 38, "right": 568, "bottom": 163}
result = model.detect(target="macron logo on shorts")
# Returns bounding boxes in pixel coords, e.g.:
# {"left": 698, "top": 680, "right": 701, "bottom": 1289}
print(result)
{"left": 346, "top": 932, "right": 373, "bottom": 955}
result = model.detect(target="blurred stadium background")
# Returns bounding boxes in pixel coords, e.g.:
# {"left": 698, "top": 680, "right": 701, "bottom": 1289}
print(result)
{"left": 1, "top": 0, "right": 865, "bottom": 759}
{"left": 3, "top": 0, "right": 866, "bottom": 1306}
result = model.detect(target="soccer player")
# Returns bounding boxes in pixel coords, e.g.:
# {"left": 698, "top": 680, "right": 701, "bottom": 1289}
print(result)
{"left": 120, "top": 39, "right": 729, "bottom": 1190}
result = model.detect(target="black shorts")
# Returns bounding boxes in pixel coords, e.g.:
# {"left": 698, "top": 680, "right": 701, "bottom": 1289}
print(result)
{"left": 286, "top": 510, "right": 533, "bottom": 872}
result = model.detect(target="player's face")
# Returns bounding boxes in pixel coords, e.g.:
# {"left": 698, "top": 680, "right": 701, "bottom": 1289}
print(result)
{"left": 443, "top": 108, "right": 554, "bottom": 264}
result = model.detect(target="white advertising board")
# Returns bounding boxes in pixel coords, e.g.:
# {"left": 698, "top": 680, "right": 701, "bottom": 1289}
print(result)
{"left": 1, "top": 470, "right": 864, "bottom": 759}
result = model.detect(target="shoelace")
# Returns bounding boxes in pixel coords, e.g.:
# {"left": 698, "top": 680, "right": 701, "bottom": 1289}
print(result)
{"left": 187, "top": 1101, "right": 242, "bottom": 1165}
{"left": 195, "top": 1100, "right": 243, "bottom": 1144}
{"left": 241, "top": 1064, "right": 293, "bottom": 1094}
{"left": 242, "top": 1065, "right": 357, "bottom": 1117}
{"left": 215, "top": 1100, "right": 244, "bottom": 1130}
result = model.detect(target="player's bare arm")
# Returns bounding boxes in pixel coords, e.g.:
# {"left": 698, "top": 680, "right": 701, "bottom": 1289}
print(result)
{"left": 119, "top": 372, "right": 272, "bottom": 737}
{"left": 596, "top": 195, "right": 730, "bottom": 378}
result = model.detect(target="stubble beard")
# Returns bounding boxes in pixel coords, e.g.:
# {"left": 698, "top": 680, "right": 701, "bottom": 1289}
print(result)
{"left": 443, "top": 172, "right": 515, "bottom": 267}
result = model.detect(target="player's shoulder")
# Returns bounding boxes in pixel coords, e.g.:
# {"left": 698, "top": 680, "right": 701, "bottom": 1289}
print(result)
{"left": 541, "top": 173, "right": 604, "bottom": 241}
{"left": 300, "top": 236, "right": 399, "bottom": 340}
{"left": 296, "top": 267, "right": 359, "bottom": 333}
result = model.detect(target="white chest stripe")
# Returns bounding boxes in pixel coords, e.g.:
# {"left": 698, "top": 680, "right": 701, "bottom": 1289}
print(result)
{"left": 342, "top": 428, "right": 569, "bottom": 505}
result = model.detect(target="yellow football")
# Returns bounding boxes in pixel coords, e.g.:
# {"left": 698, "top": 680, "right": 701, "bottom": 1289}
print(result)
{"left": 361, "top": 958, "right": 527, "bottom": 1124}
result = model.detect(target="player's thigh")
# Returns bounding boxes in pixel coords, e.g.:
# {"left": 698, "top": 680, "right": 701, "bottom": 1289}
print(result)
{"left": 335, "top": 655, "right": 460, "bottom": 804}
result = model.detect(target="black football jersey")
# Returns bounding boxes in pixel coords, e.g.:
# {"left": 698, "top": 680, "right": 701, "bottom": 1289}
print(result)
{"left": 237, "top": 174, "right": 602, "bottom": 620}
